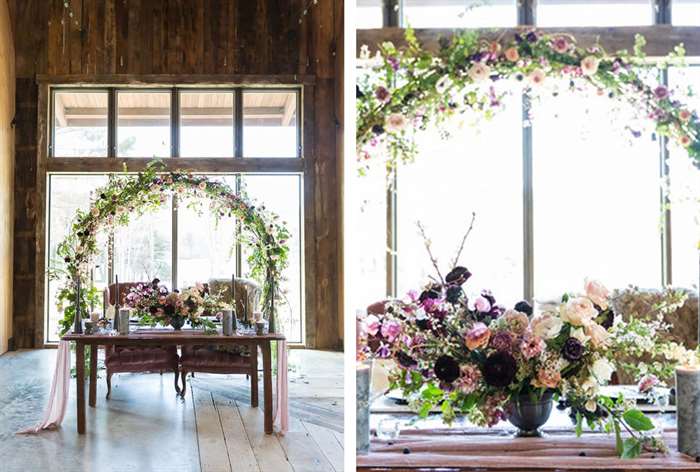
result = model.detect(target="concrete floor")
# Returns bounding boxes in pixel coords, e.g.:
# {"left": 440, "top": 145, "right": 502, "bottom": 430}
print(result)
{"left": 0, "top": 348, "right": 343, "bottom": 472}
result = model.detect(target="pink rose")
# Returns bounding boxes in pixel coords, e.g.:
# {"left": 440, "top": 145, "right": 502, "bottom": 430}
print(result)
{"left": 534, "top": 368, "right": 561, "bottom": 389}
{"left": 580, "top": 56, "right": 600, "bottom": 76}
{"left": 528, "top": 68, "right": 546, "bottom": 86}
{"left": 380, "top": 320, "right": 401, "bottom": 342}
{"left": 584, "top": 278, "right": 609, "bottom": 309}
{"left": 473, "top": 295, "right": 491, "bottom": 313}
{"left": 561, "top": 297, "right": 597, "bottom": 326}
{"left": 385, "top": 113, "right": 407, "bottom": 132}
{"left": 552, "top": 36, "right": 569, "bottom": 54}
{"left": 465, "top": 322, "right": 491, "bottom": 350}
{"left": 504, "top": 47, "right": 519, "bottom": 62}
{"left": 638, "top": 374, "right": 659, "bottom": 393}
{"left": 363, "top": 314, "right": 380, "bottom": 337}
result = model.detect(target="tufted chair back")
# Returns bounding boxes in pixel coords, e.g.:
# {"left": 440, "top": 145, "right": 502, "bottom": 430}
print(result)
{"left": 207, "top": 278, "right": 262, "bottom": 320}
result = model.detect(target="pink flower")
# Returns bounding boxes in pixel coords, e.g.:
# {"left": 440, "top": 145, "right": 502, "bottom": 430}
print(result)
{"left": 198, "top": 181, "right": 207, "bottom": 191}
{"left": 679, "top": 110, "right": 692, "bottom": 122}
{"left": 520, "top": 332, "right": 545, "bottom": 360}
{"left": 504, "top": 309, "right": 530, "bottom": 335}
{"left": 457, "top": 364, "right": 482, "bottom": 394}
{"left": 375, "top": 86, "right": 391, "bottom": 103}
{"left": 473, "top": 295, "right": 491, "bottom": 313}
{"left": 385, "top": 113, "right": 407, "bottom": 132}
{"left": 490, "top": 331, "right": 513, "bottom": 352}
{"left": 638, "top": 374, "right": 659, "bottom": 393}
{"left": 552, "top": 36, "right": 570, "bottom": 54}
{"left": 584, "top": 278, "right": 610, "bottom": 310}
{"left": 363, "top": 314, "right": 380, "bottom": 337}
{"left": 468, "top": 63, "right": 491, "bottom": 82}
{"left": 534, "top": 368, "right": 561, "bottom": 389}
{"left": 380, "top": 320, "right": 402, "bottom": 342}
{"left": 504, "top": 47, "right": 519, "bottom": 62}
{"left": 678, "top": 135, "right": 691, "bottom": 147}
{"left": 528, "top": 68, "right": 546, "bottom": 86}
{"left": 580, "top": 56, "right": 600, "bottom": 76}
{"left": 654, "top": 85, "right": 669, "bottom": 100}
{"left": 465, "top": 322, "right": 491, "bottom": 350}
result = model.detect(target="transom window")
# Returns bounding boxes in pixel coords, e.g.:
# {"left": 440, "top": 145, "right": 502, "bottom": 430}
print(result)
{"left": 46, "top": 87, "right": 304, "bottom": 344}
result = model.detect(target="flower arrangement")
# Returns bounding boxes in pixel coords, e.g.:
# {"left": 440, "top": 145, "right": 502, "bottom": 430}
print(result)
{"left": 124, "top": 279, "right": 221, "bottom": 332}
{"left": 51, "top": 160, "right": 290, "bottom": 335}
{"left": 359, "top": 267, "right": 697, "bottom": 458}
{"left": 356, "top": 28, "right": 700, "bottom": 174}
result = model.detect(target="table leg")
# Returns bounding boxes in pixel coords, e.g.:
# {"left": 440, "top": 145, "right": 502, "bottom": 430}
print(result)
{"left": 261, "top": 341, "right": 273, "bottom": 434}
{"left": 251, "top": 342, "right": 259, "bottom": 408}
{"left": 76, "top": 342, "right": 86, "bottom": 434}
{"left": 89, "top": 344, "right": 97, "bottom": 407}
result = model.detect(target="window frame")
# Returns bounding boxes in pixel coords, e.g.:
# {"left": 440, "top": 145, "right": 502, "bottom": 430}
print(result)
{"left": 39, "top": 75, "right": 313, "bottom": 346}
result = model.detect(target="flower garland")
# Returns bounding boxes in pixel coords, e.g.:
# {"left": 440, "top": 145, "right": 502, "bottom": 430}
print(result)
{"left": 356, "top": 28, "right": 700, "bottom": 174}
{"left": 52, "top": 160, "right": 290, "bottom": 333}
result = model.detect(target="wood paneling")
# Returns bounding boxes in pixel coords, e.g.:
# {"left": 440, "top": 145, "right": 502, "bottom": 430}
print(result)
{"left": 10, "top": 0, "right": 343, "bottom": 350}
{"left": 357, "top": 26, "right": 700, "bottom": 57}
{"left": 0, "top": 0, "right": 14, "bottom": 355}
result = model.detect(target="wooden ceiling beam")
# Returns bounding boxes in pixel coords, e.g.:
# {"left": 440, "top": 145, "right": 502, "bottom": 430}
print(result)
{"left": 356, "top": 26, "right": 700, "bottom": 58}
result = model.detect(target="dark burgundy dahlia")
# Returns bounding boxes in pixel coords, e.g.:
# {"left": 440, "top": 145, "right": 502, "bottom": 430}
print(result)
{"left": 434, "top": 355, "right": 460, "bottom": 384}
{"left": 445, "top": 266, "right": 472, "bottom": 286}
{"left": 514, "top": 300, "right": 533, "bottom": 316}
{"left": 562, "top": 337, "right": 585, "bottom": 362}
{"left": 483, "top": 352, "right": 517, "bottom": 387}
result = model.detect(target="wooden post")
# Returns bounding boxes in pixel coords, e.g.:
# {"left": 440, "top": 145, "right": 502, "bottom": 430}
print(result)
{"left": 261, "top": 340, "right": 273, "bottom": 434}
{"left": 76, "top": 341, "right": 86, "bottom": 434}
{"left": 89, "top": 344, "right": 97, "bottom": 407}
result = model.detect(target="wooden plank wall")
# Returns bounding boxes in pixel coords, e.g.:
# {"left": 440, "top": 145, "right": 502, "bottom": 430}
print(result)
{"left": 0, "top": 0, "right": 14, "bottom": 355}
{"left": 9, "top": 0, "right": 343, "bottom": 350}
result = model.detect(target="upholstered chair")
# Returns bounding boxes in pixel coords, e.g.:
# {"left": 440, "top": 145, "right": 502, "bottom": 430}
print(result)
{"left": 103, "top": 283, "right": 180, "bottom": 398}
{"left": 178, "top": 277, "right": 262, "bottom": 400}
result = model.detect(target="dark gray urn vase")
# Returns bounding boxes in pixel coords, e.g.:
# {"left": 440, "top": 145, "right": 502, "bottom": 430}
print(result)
{"left": 507, "top": 391, "right": 554, "bottom": 437}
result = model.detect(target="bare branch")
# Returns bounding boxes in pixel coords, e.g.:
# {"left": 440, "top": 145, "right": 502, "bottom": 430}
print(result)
{"left": 416, "top": 221, "right": 445, "bottom": 285}
{"left": 451, "top": 212, "right": 476, "bottom": 269}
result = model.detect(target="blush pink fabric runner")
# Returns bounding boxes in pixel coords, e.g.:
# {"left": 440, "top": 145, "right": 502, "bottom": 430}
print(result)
{"left": 17, "top": 340, "right": 71, "bottom": 434}
{"left": 19, "top": 339, "right": 290, "bottom": 435}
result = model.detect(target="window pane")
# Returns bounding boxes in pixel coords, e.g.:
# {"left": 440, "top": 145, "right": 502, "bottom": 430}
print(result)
{"left": 532, "top": 83, "right": 661, "bottom": 300}
{"left": 241, "top": 175, "right": 303, "bottom": 343}
{"left": 47, "top": 175, "right": 109, "bottom": 342}
{"left": 117, "top": 91, "right": 171, "bottom": 157}
{"left": 177, "top": 177, "right": 237, "bottom": 288}
{"left": 536, "top": 0, "right": 653, "bottom": 26}
{"left": 53, "top": 91, "right": 108, "bottom": 157}
{"left": 403, "top": 0, "right": 516, "bottom": 28}
{"left": 243, "top": 91, "right": 298, "bottom": 158}
{"left": 396, "top": 91, "right": 524, "bottom": 307}
{"left": 668, "top": 66, "right": 700, "bottom": 289}
{"left": 352, "top": 164, "right": 388, "bottom": 310}
{"left": 673, "top": 0, "right": 700, "bottom": 25}
{"left": 180, "top": 91, "right": 234, "bottom": 158}
{"left": 113, "top": 199, "right": 173, "bottom": 288}
{"left": 357, "top": 0, "right": 384, "bottom": 28}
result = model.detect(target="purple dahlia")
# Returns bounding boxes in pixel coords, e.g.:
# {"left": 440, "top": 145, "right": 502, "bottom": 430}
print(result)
{"left": 483, "top": 351, "right": 517, "bottom": 387}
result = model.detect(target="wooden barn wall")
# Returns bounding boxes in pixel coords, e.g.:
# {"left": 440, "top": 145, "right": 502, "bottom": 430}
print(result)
{"left": 9, "top": 0, "right": 343, "bottom": 350}
{"left": 0, "top": 0, "right": 14, "bottom": 355}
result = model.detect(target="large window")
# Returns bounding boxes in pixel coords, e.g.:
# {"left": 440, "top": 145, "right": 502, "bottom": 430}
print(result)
{"left": 47, "top": 87, "right": 305, "bottom": 343}
{"left": 358, "top": 0, "right": 700, "bottom": 304}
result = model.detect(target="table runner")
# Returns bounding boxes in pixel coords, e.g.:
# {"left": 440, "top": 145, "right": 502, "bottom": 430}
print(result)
{"left": 18, "top": 339, "right": 289, "bottom": 435}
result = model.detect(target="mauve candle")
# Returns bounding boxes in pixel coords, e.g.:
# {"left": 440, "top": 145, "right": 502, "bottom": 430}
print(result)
{"left": 676, "top": 365, "right": 700, "bottom": 457}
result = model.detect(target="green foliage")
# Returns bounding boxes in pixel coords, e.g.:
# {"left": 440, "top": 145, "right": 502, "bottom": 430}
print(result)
{"left": 622, "top": 409, "right": 655, "bottom": 432}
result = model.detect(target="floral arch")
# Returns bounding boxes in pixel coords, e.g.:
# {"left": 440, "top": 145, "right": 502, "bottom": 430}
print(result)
{"left": 54, "top": 160, "right": 290, "bottom": 332}
{"left": 357, "top": 29, "right": 700, "bottom": 174}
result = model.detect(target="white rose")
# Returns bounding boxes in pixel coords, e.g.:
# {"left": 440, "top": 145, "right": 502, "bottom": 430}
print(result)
{"left": 530, "top": 313, "right": 563, "bottom": 339}
{"left": 591, "top": 358, "right": 614, "bottom": 384}
{"left": 584, "top": 278, "right": 609, "bottom": 310}
{"left": 570, "top": 327, "right": 590, "bottom": 345}
{"left": 561, "top": 297, "right": 597, "bottom": 326}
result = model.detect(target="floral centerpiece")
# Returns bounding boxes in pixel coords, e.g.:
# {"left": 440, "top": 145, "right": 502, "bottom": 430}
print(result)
{"left": 124, "top": 279, "right": 221, "bottom": 332}
{"left": 359, "top": 266, "right": 696, "bottom": 458}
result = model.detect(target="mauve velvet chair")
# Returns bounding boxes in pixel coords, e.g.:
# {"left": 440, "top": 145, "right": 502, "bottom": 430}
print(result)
{"left": 178, "top": 278, "right": 262, "bottom": 403}
{"left": 103, "top": 282, "right": 180, "bottom": 398}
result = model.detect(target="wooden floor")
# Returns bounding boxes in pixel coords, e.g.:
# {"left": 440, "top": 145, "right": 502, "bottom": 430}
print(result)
{"left": 0, "top": 348, "right": 344, "bottom": 472}
{"left": 191, "top": 387, "right": 344, "bottom": 472}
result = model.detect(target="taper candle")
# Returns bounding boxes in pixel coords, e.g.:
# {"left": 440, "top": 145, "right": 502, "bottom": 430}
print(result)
{"left": 357, "top": 361, "right": 371, "bottom": 455}
{"left": 73, "top": 276, "right": 83, "bottom": 334}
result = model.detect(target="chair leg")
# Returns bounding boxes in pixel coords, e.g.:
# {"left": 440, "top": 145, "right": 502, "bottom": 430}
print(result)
{"left": 106, "top": 372, "right": 113, "bottom": 399}
{"left": 191, "top": 372, "right": 195, "bottom": 378}
{"left": 180, "top": 370, "right": 188, "bottom": 398}
{"left": 174, "top": 367, "right": 181, "bottom": 395}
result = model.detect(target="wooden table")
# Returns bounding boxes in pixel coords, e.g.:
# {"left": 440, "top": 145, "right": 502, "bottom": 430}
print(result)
{"left": 62, "top": 330, "right": 285, "bottom": 435}
{"left": 357, "top": 431, "right": 700, "bottom": 471}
